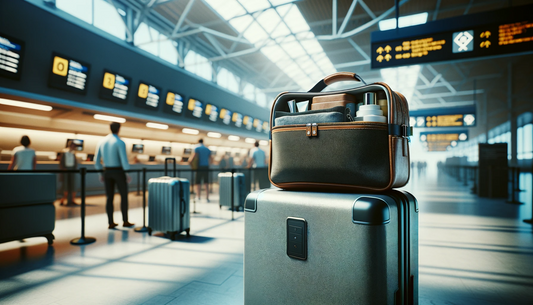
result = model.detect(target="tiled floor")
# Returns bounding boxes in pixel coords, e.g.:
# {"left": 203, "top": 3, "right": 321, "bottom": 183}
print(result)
{"left": 0, "top": 170, "right": 532, "bottom": 304}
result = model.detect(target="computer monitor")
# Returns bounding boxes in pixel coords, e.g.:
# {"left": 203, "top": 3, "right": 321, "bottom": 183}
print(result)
{"left": 161, "top": 146, "right": 171, "bottom": 155}
{"left": 86, "top": 154, "right": 94, "bottom": 161}
{"left": 181, "top": 157, "right": 189, "bottom": 162}
{"left": 66, "top": 139, "right": 84, "bottom": 151}
{"left": 183, "top": 148, "right": 192, "bottom": 155}
{"left": 148, "top": 155, "right": 156, "bottom": 162}
{"left": 132, "top": 144, "right": 144, "bottom": 153}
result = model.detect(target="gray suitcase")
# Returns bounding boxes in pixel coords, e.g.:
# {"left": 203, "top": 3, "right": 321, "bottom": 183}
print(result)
{"left": 218, "top": 172, "right": 246, "bottom": 211}
{"left": 147, "top": 158, "right": 190, "bottom": 240}
{"left": 244, "top": 189, "right": 418, "bottom": 305}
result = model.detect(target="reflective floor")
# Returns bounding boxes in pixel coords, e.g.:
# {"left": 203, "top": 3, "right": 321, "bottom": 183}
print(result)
{"left": 0, "top": 170, "right": 532, "bottom": 304}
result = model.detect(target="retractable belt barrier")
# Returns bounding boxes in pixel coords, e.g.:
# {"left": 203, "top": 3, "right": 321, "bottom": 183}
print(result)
{"left": 0, "top": 166, "right": 270, "bottom": 245}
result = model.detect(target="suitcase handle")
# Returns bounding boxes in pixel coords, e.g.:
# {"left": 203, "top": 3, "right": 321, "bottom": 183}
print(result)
{"left": 308, "top": 72, "right": 367, "bottom": 93}
{"left": 165, "top": 157, "right": 177, "bottom": 177}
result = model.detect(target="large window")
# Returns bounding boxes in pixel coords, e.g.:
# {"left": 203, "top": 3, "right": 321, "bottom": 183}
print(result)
{"left": 488, "top": 121, "right": 511, "bottom": 160}
{"left": 184, "top": 51, "right": 212, "bottom": 81}
{"left": 518, "top": 112, "right": 533, "bottom": 160}
{"left": 217, "top": 68, "right": 240, "bottom": 94}
{"left": 93, "top": 0, "right": 126, "bottom": 40}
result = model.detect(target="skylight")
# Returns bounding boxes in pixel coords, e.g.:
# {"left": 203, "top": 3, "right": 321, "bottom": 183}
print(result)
{"left": 204, "top": 0, "right": 336, "bottom": 90}
{"left": 379, "top": 12, "right": 429, "bottom": 31}
{"left": 380, "top": 65, "right": 421, "bottom": 102}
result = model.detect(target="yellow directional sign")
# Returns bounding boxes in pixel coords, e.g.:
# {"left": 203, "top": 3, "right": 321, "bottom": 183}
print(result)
{"left": 52, "top": 56, "right": 69, "bottom": 76}
{"left": 384, "top": 54, "right": 392, "bottom": 61}
{"left": 376, "top": 47, "right": 384, "bottom": 54}
{"left": 480, "top": 31, "right": 491, "bottom": 38}
{"left": 102, "top": 72, "right": 115, "bottom": 89}
{"left": 166, "top": 92, "right": 175, "bottom": 105}
{"left": 138, "top": 83, "right": 148, "bottom": 99}
{"left": 377, "top": 55, "right": 384, "bottom": 62}
{"left": 480, "top": 41, "right": 491, "bottom": 48}
{"left": 384, "top": 45, "right": 392, "bottom": 53}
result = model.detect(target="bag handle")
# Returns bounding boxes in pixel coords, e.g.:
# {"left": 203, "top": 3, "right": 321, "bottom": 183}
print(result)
{"left": 308, "top": 72, "right": 367, "bottom": 93}
{"left": 165, "top": 157, "right": 176, "bottom": 177}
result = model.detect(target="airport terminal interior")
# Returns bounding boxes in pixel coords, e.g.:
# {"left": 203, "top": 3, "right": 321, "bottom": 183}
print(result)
{"left": 1, "top": 0, "right": 533, "bottom": 304}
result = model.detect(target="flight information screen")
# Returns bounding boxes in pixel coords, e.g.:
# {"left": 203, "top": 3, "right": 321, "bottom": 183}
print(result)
{"left": 48, "top": 52, "right": 90, "bottom": 94}
{"left": 99, "top": 70, "right": 130, "bottom": 103}
{"left": 0, "top": 33, "right": 24, "bottom": 80}
{"left": 254, "top": 119, "right": 262, "bottom": 132}
{"left": 164, "top": 91, "right": 185, "bottom": 115}
{"left": 186, "top": 98, "right": 203, "bottom": 119}
{"left": 135, "top": 82, "right": 161, "bottom": 110}
{"left": 411, "top": 113, "right": 476, "bottom": 128}
{"left": 371, "top": 4, "right": 533, "bottom": 68}
{"left": 219, "top": 108, "right": 232, "bottom": 125}
{"left": 232, "top": 112, "right": 243, "bottom": 128}
{"left": 263, "top": 122, "right": 269, "bottom": 133}
{"left": 204, "top": 103, "right": 219, "bottom": 123}
{"left": 243, "top": 116, "right": 253, "bottom": 130}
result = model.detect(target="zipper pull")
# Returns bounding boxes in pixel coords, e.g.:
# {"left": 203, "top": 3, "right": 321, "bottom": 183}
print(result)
{"left": 312, "top": 123, "right": 318, "bottom": 137}
{"left": 345, "top": 108, "right": 354, "bottom": 122}
{"left": 306, "top": 123, "right": 312, "bottom": 137}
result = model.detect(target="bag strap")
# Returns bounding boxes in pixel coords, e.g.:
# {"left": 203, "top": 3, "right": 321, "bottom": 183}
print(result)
{"left": 308, "top": 72, "right": 367, "bottom": 93}
{"left": 178, "top": 179, "right": 186, "bottom": 233}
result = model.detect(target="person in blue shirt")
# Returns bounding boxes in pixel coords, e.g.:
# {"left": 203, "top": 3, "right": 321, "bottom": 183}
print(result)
{"left": 94, "top": 122, "right": 134, "bottom": 229}
{"left": 189, "top": 139, "right": 212, "bottom": 202}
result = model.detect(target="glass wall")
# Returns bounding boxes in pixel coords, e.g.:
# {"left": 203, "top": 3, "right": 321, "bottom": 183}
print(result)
{"left": 518, "top": 112, "right": 533, "bottom": 160}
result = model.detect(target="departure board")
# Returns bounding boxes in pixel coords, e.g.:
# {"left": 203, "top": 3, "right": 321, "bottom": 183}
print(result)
{"left": 0, "top": 33, "right": 24, "bottom": 80}
{"left": 243, "top": 116, "right": 253, "bottom": 130}
{"left": 263, "top": 122, "right": 269, "bottom": 134}
{"left": 205, "top": 103, "right": 219, "bottom": 123}
{"left": 232, "top": 112, "right": 243, "bottom": 128}
{"left": 254, "top": 119, "right": 262, "bottom": 133}
{"left": 99, "top": 70, "right": 130, "bottom": 103}
{"left": 48, "top": 53, "right": 90, "bottom": 94}
{"left": 186, "top": 98, "right": 203, "bottom": 119}
{"left": 135, "top": 82, "right": 161, "bottom": 109}
{"left": 371, "top": 4, "right": 533, "bottom": 68}
{"left": 164, "top": 91, "right": 184, "bottom": 115}
{"left": 219, "top": 108, "right": 232, "bottom": 125}
{"left": 411, "top": 113, "right": 476, "bottom": 128}
{"left": 420, "top": 131, "right": 468, "bottom": 143}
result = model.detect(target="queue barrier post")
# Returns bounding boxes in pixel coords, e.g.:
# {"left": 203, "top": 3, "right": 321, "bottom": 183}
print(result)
{"left": 231, "top": 168, "right": 235, "bottom": 221}
{"left": 136, "top": 170, "right": 141, "bottom": 196}
{"left": 70, "top": 167, "right": 96, "bottom": 245}
{"left": 506, "top": 167, "right": 523, "bottom": 204}
{"left": 135, "top": 168, "right": 149, "bottom": 232}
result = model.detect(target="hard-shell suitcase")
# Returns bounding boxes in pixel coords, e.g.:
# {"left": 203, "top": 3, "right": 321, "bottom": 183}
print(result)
{"left": 218, "top": 172, "right": 246, "bottom": 211}
{"left": 244, "top": 189, "right": 418, "bottom": 305}
{"left": 147, "top": 158, "right": 190, "bottom": 240}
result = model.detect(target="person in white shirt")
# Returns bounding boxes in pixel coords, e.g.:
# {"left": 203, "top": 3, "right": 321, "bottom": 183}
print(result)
{"left": 8, "top": 136, "right": 36, "bottom": 171}
{"left": 248, "top": 141, "right": 267, "bottom": 191}
{"left": 94, "top": 123, "right": 134, "bottom": 229}
{"left": 59, "top": 140, "right": 78, "bottom": 206}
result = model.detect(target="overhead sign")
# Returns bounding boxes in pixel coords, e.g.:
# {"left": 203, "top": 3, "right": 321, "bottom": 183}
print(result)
{"left": 164, "top": 91, "right": 184, "bottom": 115}
{"left": 49, "top": 52, "right": 90, "bottom": 94}
{"left": 205, "top": 103, "right": 219, "bottom": 123}
{"left": 135, "top": 82, "right": 161, "bottom": 110}
{"left": 423, "top": 142, "right": 452, "bottom": 152}
{"left": 0, "top": 33, "right": 24, "bottom": 80}
{"left": 100, "top": 70, "right": 130, "bottom": 103}
{"left": 371, "top": 4, "right": 533, "bottom": 68}
{"left": 219, "top": 108, "right": 232, "bottom": 125}
{"left": 232, "top": 112, "right": 243, "bottom": 128}
{"left": 410, "top": 107, "right": 476, "bottom": 128}
{"left": 420, "top": 130, "right": 469, "bottom": 152}
{"left": 187, "top": 98, "right": 203, "bottom": 119}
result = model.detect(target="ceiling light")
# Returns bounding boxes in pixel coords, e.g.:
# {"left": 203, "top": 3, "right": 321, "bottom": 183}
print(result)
{"left": 182, "top": 128, "right": 199, "bottom": 135}
{"left": 259, "top": 140, "right": 269, "bottom": 146}
{"left": 93, "top": 114, "right": 126, "bottom": 123}
{"left": 245, "top": 138, "right": 256, "bottom": 144}
{"left": 379, "top": 12, "right": 429, "bottom": 31}
{"left": 146, "top": 122, "right": 168, "bottom": 130}
{"left": 228, "top": 135, "right": 240, "bottom": 141}
{"left": 207, "top": 132, "right": 222, "bottom": 138}
{"left": 0, "top": 98, "right": 52, "bottom": 111}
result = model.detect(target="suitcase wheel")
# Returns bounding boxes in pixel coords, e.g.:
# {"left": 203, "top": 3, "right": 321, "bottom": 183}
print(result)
{"left": 147, "top": 228, "right": 152, "bottom": 236}
{"left": 169, "top": 231, "right": 177, "bottom": 241}
{"left": 185, "top": 228, "right": 190, "bottom": 237}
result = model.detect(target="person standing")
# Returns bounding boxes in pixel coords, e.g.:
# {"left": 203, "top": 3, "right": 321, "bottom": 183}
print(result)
{"left": 189, "top": 139, "right": 212, "bottom": 202}
{"left": 94, "top": 122, "right": 134, "bottom": 229}
{"left": 8, "top": 135, "right": 36, "bottom": 171}
{"left": 59, "top": 140, "right": 78, "bottom": 206}
{"left": 248, "top": 141, "right": 267, "bottom": 191}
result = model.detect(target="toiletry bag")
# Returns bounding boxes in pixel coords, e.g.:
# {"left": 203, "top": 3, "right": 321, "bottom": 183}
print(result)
{"left": 268, "top": 72, "right": 412, "bottom": 192}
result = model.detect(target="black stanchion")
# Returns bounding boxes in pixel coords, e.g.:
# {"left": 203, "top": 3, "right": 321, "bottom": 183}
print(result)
{"left": 70, "top": 167, "right": 96, "bottom": 245}
{"left": 192, "top": 168, "right": 200, "bottom": 214}
{"left": 135, "top": 168, "right": 149, "bottom": 233}
{"left": 231, "top": 168, "right": 235, "bottom": 221}
{"left": 136, "top": 170, "right": 141, "bottom": 196}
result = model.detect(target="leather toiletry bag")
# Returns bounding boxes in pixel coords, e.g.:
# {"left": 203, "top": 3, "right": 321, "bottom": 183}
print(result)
{"left": 268, "top": 72, "right": 412, "bottom": 192}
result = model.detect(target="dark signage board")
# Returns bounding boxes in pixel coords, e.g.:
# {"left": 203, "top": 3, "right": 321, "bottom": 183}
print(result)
{"left": 420, "top": 130, "right": 469, "bottom": 143}
{"left": 232, "top": 112, "right": 243, "bottom": 128}
{"left": 371, "top": 4, "right": 533, "bottom": 69}
{"left": 478, "top": 143, "right": 508, "bottom": 198}
{"left": 186, "top": 98, "right": 203, "bottom": 119}
{"left": 99, "top": 70, "right": 130, "bottom": 103}
{"left": 135, "top": 82, "right": 161, "bottom": 110}
{"left": 0, "top": 33, "right": 24, "bottom": 80}
{"left": 219, "top": 108, "right": 232, "bottom": 125}
{"left": 48, "top": 52, "right": 90, "bottom": 94}
{"left": 410, "top": 106, "right": 475, "bottom": 128}
{"left": 163, "top": 91, "right": 185, "bottom": 115}
{"left": 204, "top": 103, "right": 219, "bottom": 123}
